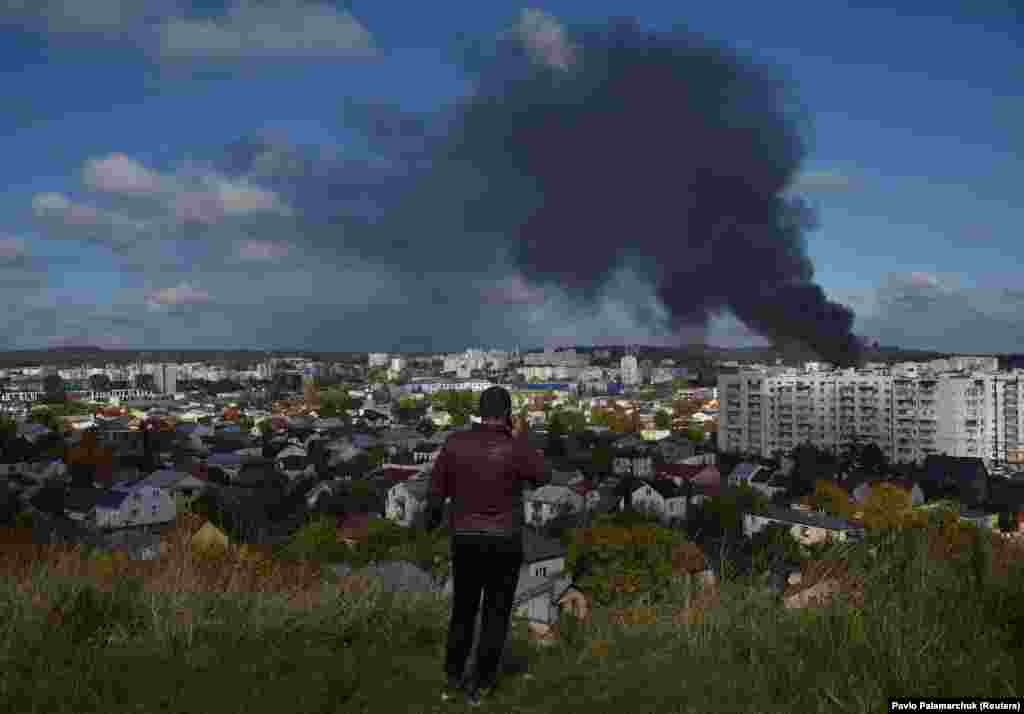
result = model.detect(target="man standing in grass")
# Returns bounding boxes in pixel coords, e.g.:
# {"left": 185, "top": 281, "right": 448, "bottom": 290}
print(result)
{"left": 426, "top": 386, "right": 550, "bottom": 707}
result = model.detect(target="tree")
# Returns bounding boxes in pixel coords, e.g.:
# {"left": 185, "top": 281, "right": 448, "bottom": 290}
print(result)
{"left": 546, "top": 413, "right": 568, "bottom": 460}
{"left": 589, "top": 407, "right": 612, "bottom": 428}
{"left": 590, "top": 443, "right": 613, "bottom": 478}
{"left": 861, "top": 482, "right": 913, "bottom": 531}
{"left": 0, "top": 415, "right": 17, "bottom": 447}
{"left": 303, "top": 379, "right": 321, "bottom": 408}
{"left": 811, "top": 480, "right": 856, "bottom": 519}
{"left": 654, "top": 411, "right": 672, "bottom": 430}
{"left": 42, "top": 374, "right": 66, "bottom": 403}
{"left": 858, "top": 442, "right": 887, "bottom": 475}
{"left": 791, "top": 443, "right": 837, "bottom": 497}
{"left": 672, "top": 398, "right": 703, "bottom": 422}
{"left": 88, "top": 374, "right": 111, "bottom": 392}
{"left": 29, "top": 408, "right": 62, "bottom": 433}
{"left": 567, "top": 518, "right": 683, "bottom": 607}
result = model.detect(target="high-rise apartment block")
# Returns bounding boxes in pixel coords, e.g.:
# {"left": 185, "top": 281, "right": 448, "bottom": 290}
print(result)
{"left": 621, "top": 355, "right": 640, "bottom": 386}
{"left": 718, "top": 365, "right": 1024, "bottom": 466}
{"left": 152, "top": 363, "right": 178, "bottom": 395}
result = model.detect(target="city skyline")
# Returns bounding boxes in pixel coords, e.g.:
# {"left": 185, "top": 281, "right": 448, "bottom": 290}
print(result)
{"left": 1, "top": 2, "right": 1021, "bottom": 354}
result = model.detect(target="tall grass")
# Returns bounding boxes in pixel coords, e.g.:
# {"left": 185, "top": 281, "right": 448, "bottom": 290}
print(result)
{"left": 0, "top": 512, "right": 1021, "bottom": 713}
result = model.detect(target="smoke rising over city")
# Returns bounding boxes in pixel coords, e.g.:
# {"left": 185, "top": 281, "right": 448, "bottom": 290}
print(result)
{"left": 226, "top": 16, "right": 864, "bottom": 362}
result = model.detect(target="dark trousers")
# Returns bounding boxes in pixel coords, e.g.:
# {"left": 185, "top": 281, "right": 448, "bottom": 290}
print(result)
{"left": 445, "top": 533, "right": 523, "bottom": 687}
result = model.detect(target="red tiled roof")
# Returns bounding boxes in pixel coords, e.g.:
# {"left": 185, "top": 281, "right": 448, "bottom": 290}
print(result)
{"left": 657, "top": 464, "right": 703, "bottom": 480}
{"left": 376, "top": 467, "right": 417, "bottom": 483}
{"left": 692, "top": 466, "right": 721, "bottom": 487}
{"left": 571, "top": 480, "right": 596, "bottom": 495}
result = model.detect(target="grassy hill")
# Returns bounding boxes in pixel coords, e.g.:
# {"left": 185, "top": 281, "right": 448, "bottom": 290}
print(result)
{"left": 0, "top": 513, "right": 1021, "bottom": 713}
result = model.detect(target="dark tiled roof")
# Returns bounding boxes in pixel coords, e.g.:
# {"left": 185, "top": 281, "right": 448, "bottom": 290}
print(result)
{"left": 757, "top": 505, "right": 859, "bottom": 532}
{"left": 646, "top": 479, "right": 683, "bottom": 500}
{"left": 95, "top": 490, "right": 129, "bottom": 508}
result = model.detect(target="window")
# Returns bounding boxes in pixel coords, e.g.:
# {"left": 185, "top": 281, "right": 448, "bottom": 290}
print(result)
{"left": 537, "top": 567, "right": 547, "bottom": 577}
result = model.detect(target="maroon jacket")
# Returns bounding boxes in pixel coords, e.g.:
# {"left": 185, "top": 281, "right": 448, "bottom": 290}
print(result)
{"left": 426, "top": 422, "right": 550, "bottom": 537}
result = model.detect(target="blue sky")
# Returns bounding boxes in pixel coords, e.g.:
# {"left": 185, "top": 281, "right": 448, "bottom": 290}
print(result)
{"left": 0, "top": 1, "right": 1021, "bottom": 354}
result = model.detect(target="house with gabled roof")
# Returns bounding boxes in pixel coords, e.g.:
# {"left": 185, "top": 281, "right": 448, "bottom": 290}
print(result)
{"left": 92, "top": 481, "right": 176, "bottom": 530}
{"left": 728, "top": 462, "right": 764, "bottom": 487}
{"left": 137, "top": 469, "right": 208, "bottom": 501}
{"left": 616, "top": 476, "right": 687, "bottom": 523}
{"left": 513, "top": 572, "right": 584, "bottom": 631}
{"left": 385, "top": 478, "right": 430, "bottom": 527}
{"left": 524, "top": 484, "right": 584, "bottom": 528}
{"left": 744, "top": 504, "right": 864, "bottom": 546}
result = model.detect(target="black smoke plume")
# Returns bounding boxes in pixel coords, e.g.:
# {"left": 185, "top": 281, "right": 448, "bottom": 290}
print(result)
{"left": 231, "top": 16, "right": 863, "bottom": 365}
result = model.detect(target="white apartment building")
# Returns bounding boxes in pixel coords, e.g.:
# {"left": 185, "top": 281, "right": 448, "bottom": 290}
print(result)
{"left": 930, "top": 356, "right": 1000, "bottom": 373}
{"left": 719, "top": 366, "right": 1024, "bottom": 467}
{"left": 368, "top": 353, "right": 390, "bottom": 368}
{"left": 621, "top": 355, "right": 640, "bottom": 386}
{"left": 152, "top": 364, "right": 177, "bottom": 395}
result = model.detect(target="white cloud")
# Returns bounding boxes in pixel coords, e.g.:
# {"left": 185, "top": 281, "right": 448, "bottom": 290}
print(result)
{"left": 158, "top": 1, "right": 376, "bottom": 59}
{"left": 515, "top": 8, "right": 575, "bottom": 71}
{"left": 235, "top": 239, "right": 293, "bottom": 261}
{"left": 83, "top": 153, "right": 166, "bottom": 194}
{"left": 214, "top": 178, "right": 290, "bottom": 215}
{"left": 0, "top": 0, "right": 136, "bottom": 35}
{"left": 145, "top": 282, "right": 213, "bottom": 307}
{"left": 171, "top": 176, "right": 290, "bottom": 224}
{"left": 32, "top": 191, "right": 153, "bottom": 249}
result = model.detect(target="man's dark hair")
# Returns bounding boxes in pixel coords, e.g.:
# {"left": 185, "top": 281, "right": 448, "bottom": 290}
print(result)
{"left": 478, "top": 386, "right": 512, "bottom": 419}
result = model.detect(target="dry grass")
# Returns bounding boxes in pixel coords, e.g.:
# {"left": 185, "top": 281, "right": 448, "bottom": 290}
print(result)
{"left": 0, "top": 513, "right": 377, "bottom": 612}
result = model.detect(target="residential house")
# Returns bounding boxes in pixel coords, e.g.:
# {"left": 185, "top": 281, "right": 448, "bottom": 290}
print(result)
{"left": 521, "top": 530, "right": 567, "bottom": 579}
{"left": 655, "top": 435, "right": 697, "bottom": 464}
{"left": 512, "top": 572, "right": 581, "bottom": 629}
{"left": 385, "top": 478, "right": 431, "bottom": 527}
{"left": 613, "top": 448, "right": 654, "bottom": 478}
{"left": 138, "top": 469, "right": 209, "bottom": 501}
{"left": 413, "top": 442, "right": 440, "bottom": 464}
{"left": 524, "top": 485, "right": 584, "bottom": 528}
{"left": 744, "top": 505, "right": 863, "bottom": 545}
{"left": 569, "top": 479, "right": 602, "bottom": 512}
{"left": 848, "top": 478, "right": 925, "bottom": 507}
{"left": 93, "top": 482, "right": 176, "bottom": 530}
{"left": 960, "top": 508, "right": 999, "bottom": 531}
{"left": 728, "top": 462, "right": 765, "bottom": 488}
{"left": 616, "top": 476, "right": 687, "bottom": 523}
{"left": 377, "top": 427, "right": 423, "bottom": 453}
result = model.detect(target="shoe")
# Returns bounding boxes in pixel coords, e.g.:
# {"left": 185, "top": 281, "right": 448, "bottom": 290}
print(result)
{"left": 441, "top": 675, "right": 464, "bottom": 703}
{"left": 467, "top": 683, "right": 494, "bottom": 708}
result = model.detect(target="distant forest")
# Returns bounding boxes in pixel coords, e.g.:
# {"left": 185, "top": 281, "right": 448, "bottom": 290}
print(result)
{"left": 0, "top": 348, "right": 369, "bottom": 369}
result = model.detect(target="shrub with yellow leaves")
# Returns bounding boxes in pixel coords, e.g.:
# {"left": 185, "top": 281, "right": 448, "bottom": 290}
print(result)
{"left": 861, "top": 483, "right": 913, "bottom": 530}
